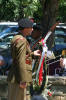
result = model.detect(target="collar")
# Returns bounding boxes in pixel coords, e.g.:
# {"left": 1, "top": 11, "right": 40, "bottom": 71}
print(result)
{"left": 18, "top": 31, "right": 26, "bottom": 37}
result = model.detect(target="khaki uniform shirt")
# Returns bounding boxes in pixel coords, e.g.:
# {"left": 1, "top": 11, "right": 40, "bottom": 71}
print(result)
{"left": 7, "top": 34, "right": 33, "bottom": 84}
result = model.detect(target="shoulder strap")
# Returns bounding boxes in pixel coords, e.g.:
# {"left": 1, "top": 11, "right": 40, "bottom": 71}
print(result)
{"left": 12, "top": 37, "right": 24, "bottom": 46}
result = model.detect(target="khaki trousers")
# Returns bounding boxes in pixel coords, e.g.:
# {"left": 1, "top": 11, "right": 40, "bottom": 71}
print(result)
{"left": 8, "top": 83, "right": 26, "bottom": 100}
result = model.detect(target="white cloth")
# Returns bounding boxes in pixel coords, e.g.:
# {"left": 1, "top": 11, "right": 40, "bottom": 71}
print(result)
{"left": 43, "top": 43, "right": 55, "bottom": 59}
{"left": 63, "top": 58, "right": 66, "bottom": 68}
{"left": 47, "top": 51, "right": 55, "bottom": 59}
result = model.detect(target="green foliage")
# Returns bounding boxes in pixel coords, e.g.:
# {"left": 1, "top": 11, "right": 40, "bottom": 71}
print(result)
{"left": 58, "top": 0, "right": 66, "bottom": 22}
{"left": 0, "top": 0, "right": 66, "bottom": 22}
{"left": 59, "top": 5, "right": 66, "bottom": 22}
{"left": 33, "top": 11, "right": 42, "bottom": 22}
{"left": 33, "top": 1, "right": 43, "bottom": 22}
{"left": 0, "top": 0, "right": 16, "bottom": 21}
{"left": 0, "top": 0, "right": 43, "bottom": 22}
{"left": 13, "top": 0, "right": 43, "bottom": 22}
{"left": 12, "top": 0, "right": 37, "bottom": 20}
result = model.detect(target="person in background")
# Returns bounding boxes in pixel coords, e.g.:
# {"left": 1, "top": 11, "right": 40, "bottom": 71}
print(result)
{"left": 59, "top": 50, "right": 66, "bottom": 76}
{"left": 29, "top": 23, "right": 55, "bottom": 59}
{"left": 7, "top": 18, "right": 41, "bottom": 100}
{"left": 31, "top": 23, "right": 43, "bottom": 40}
{"left": 30, "top": 23, "right": 43, "bottom": 51}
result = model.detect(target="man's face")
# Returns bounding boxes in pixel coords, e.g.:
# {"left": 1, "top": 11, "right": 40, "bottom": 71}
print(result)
{"left": 24, "top": 28, "right": 33, "bottom": 36}
{"left": 31, "top": 30, "right": 42, "bottom": 39}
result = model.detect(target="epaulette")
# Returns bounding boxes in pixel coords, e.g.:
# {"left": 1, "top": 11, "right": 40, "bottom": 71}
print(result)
{"left": 12, "top": 37, "right": 25, "bottom": 46}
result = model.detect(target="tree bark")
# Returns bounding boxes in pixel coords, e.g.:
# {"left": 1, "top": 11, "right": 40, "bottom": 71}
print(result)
{"left": 41, "top": 0, "right": 59, "bottom": 33}
{"left": 40, "top": 0, "right": 59, "bottom": 49}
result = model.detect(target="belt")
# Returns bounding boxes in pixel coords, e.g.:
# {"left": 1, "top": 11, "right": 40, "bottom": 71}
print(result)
{"left": 26, "top": 59, "right": 32, "bottom": 65}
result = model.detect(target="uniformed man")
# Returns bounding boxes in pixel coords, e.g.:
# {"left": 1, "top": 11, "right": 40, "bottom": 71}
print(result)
{"left": 7, "top": 18, "right": 41, "bottom": 100}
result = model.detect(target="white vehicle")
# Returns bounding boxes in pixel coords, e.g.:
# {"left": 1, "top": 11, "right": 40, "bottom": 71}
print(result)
{"left": 0, "top": 22, "right": 18, "bottom": 33}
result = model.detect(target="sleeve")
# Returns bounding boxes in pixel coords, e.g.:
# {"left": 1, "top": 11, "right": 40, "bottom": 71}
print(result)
{"left": 26, "top": 41, "right": 34, "bottom": 56}
{"left": 15, "top": 38, "right": 27, "bottom": 82}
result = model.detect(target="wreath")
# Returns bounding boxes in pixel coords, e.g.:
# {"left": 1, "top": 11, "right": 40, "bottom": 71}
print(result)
{"left": 30, "top": 53, "right": 48, "bottom": 96}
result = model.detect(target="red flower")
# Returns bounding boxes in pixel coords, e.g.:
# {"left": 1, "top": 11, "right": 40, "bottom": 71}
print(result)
{"left": 48, "top": 91, "right": 52, "bottom": 96}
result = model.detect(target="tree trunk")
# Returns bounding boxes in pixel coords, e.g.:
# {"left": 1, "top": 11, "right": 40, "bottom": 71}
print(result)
{"left": 41, "top": 0, "right": 59, "bottom": 33}
{"left": 40, "top": 0, "right": 59, "bottom": 49}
